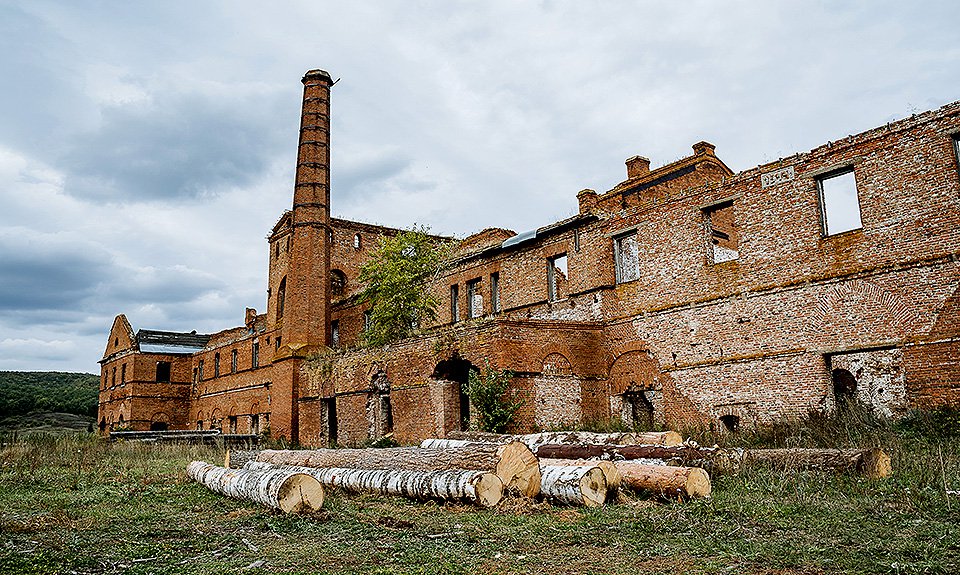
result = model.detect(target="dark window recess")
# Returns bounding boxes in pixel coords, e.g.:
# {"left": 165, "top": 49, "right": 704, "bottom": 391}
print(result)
{"left": 331, "top": 269, "right": 346, "bottom": 297}
{"left": 231, "top": 349, "right": 238, "bottom": 373}
{"left": 704, "top": 200, "right": 739, "bottom": 263}
{"left": 251, "top": 341, "right": 259, "bottom": 368}
{"left": 276, "top": 277, "right": 286, "bottom": 318}
{"left": 198, "top": 360, "right": 204, "bottom": 381}
{"left": 275, "top": 337, "right": 282, "bottom": 350}
{"left": 331, "top": 320, "right": 340, "bottom": 347}
{"left": 466, "top": 278, "right": 482, "bottom": 318}
{"left": 491, "top": 272, "right": 500, "bottom": 313}
{"left": 214, "top": 353, "right": 220, "bottom": 377}
{"left": 156, "top": 361, "right": 171, "bottom": 383}
{"left": 450, "top": 284, "right": 460, "bottom": 323}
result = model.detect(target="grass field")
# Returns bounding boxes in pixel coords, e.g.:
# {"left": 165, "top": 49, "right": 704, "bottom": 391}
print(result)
{"left": 0, "top": 411, "right": 958, "bottom": 574}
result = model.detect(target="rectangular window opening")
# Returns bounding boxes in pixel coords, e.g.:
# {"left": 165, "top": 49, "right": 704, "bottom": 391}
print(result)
{"left": 491, "top": 272, "right": 500, "bottom": 313}
{"left": 547, "top": 254, "right": 568, "bottom": 301}
{"left": 231, "top": 350, "right": 238, "bottom": 374}
{"left": 450, "top": 284, "right": 460, "bottom": 323}
{"left": 331, "top": 320, "right": 340, "bottom": 347}
{"left": 251, "top": 341, "right": 259, "bottom": 368}
{"left": 466, "top": 278, "right": 482, "bottom": 318}
{"left": 819, "top": 168, "right": 862, "bottom": 236}
{"left": 704, "top": 200, "right": 740, "bottom": 263}
{"left": 156, "top": 361, "right": 171, "bottom": 383}
{"left": 614, "top": 233, "right": 640, "bottom": 284}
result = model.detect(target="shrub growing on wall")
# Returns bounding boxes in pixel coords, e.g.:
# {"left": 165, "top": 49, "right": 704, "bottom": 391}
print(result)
{"left": 358, "top": 226, "right": 456, "bottom": 348}
{"left": 467, "top": 364, "right": 523, "bottom": 433}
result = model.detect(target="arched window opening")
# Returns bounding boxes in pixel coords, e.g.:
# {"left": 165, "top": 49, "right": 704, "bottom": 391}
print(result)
{"left": 719, "top": 414, "right": 740, "bottom": 433}
{"left": 331, "top": 269, "right": 346, "bottom": 297}
{"left": 277, "top": 277, "right": 286, "bottom": 319}
{"left": 353, "top": 233, "right": 362, "bottom": 249}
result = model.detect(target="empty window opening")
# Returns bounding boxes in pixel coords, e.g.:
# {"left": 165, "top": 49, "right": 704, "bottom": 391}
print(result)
{"left": 432, "top": 356, "right": 475, "bottom": 431}
{"left": 198, "top": 360, "right": 204, "bottom": 381}
{"left": 196, "top": 420, "right": 203, "bottom": 430}
{"left": 330, "top": 269, "right": 346, "bottom": 297}
{"left": 574, "top": 228, "right": 581, "bottom": 253}
{"left": 99, "top": 418, "right": 106, "bottom": 433}
{"left": 231, "top": 349, "right": 238, "bottom": 374}
{"left": 276, "top": 277, "right": 286, "bottom": 319}
{"left": 120, "top": 364, "right": 126, "bottom": 384}
{"left": 150, "top": 421, "right": 169, "bottom": 431}
{"left": 614, "top": 232, "right": 640, "bottom": 283}
{"left": 251, "top": 341, "right": 259, "bottom": 368}
{"left": 331, "top": 320, "right": 340, "bottom": 347}
{"left": 622, "top": 390, "right": 654, "bottom": 431}
{"left": 111, "top": 367, "right": 116, "bottom": 387}
{"left": 491, "top": 272, "right": 501, "bottom": 313}
{"left": 719, "top": 414, "right": 740, "bottom": 432}
{"left": 704, "top": 200, "right": 739, "bottom": 263}
{"left": 250, "top": 413, "right": 260, "bottom": 435}
{"left": 466, "top": 278, "right": 482, "bottom": 318}
{"left": 324, "top": 398, "right": 338, "bottom": 447}
{"left": 228, "top": 416, "right": 238, "bottom": 434}
{"left": 275, "top": 336, "right": 282, "bottom": 350}
{"left": 450, "top": 284, "right": 460, "bottom": 323}
{"left": 353, "top": 233, "right": 362, "bottom": 249}
{"left": 954, "top": 135, "right": 960, "bottom": 172}
{"left": 547, "top": 254, "right": 568, "bottom": 301}
{"left": 832, "top": 368, "right": 858, "bottom": 408}
{"left": 819, "top": 169, "right": 862, "bottom": 235}
{"left": 156, "top": 361, "right": 171, "bottom": 383}
{"left": 214, "top": 353, "right": 221, "bottom": 377}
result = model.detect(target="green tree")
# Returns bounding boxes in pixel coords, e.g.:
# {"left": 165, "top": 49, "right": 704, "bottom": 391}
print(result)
{"left": 467, "top": 363, "right": 523, "bottom": 433}
{"left": 358, "top": 226, "right": 456, "bottom": 347}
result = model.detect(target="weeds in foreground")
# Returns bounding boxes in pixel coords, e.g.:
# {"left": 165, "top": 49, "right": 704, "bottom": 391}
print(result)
{"left": 0, "top": 416, "right": 958, "bottom": 574}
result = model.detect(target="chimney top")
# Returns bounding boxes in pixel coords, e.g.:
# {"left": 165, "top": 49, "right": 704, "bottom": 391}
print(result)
{"left": 625, "top": 155, "right": 651, "bottom": 178}
{"left": 302, "top": 69, "right": 333, "bottom": 85}
{"left": 692, "top": 141, "right": 716, "bottom": 156}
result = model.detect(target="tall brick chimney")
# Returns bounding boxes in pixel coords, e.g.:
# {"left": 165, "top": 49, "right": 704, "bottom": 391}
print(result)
{"left": 626, "top": 155, "right": 651, "bottom": 178}
{"left": 273, "top": 69, "right": 334, "bottom": 443}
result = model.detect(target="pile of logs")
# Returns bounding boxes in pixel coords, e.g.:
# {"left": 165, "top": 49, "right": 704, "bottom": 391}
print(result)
{"left": 188, "top": 429, "right": 891, "bottom": 514}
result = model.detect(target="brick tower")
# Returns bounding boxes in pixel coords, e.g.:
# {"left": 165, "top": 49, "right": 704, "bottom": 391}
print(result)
{"left": 271, "top": 69, "right": 334, "bottom": 443}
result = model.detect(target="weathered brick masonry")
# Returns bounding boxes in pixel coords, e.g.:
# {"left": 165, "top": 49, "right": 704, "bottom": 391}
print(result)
{"left": 99, "top": 69, "right": 960, "bottom": 445}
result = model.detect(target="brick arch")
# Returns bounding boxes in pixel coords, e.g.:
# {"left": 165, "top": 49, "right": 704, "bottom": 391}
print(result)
{"left": 150, "top": 412, "right": 170, "bottom": 424}
{"left": 541, "top": 352, "right": 572, "bottom": 376}
{"left": 249, "top": 402, "right": 261, "bottom": 415}
{"left": 228, "top": 405, "right": 238, "bottom": 417}
{"left": 806, "top": 280, "right": 922, "bottom": 346}
{"left": 608, "top": 350, "right": 659, "bottom": 395}
{"left": 928, "top": 281, "right": 960, "bottom": 338}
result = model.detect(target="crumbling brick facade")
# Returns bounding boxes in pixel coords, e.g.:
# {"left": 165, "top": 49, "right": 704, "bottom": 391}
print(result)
{"left": 99, "top": 69, "right": 960, "bottom": 445}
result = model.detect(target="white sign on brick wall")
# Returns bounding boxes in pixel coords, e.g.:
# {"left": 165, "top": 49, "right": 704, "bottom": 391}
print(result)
{"left": 761, "top": 165, "right": 795, "bottom": 188}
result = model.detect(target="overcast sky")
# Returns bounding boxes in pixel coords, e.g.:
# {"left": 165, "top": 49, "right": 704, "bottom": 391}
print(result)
{"left": 1, "top": 1, "right": 958, "bottom": 373}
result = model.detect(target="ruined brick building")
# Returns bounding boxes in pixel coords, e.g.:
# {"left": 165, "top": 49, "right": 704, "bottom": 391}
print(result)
{"left": 99, "top": 69, "right": 960, "bottom": 446}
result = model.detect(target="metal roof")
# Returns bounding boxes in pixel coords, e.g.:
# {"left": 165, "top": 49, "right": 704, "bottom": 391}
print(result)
{"left": 136, "top": 329, "right": 210, "bottom": 355}
{"left": 500, "top": 228, "right": 537, "bottom": 248}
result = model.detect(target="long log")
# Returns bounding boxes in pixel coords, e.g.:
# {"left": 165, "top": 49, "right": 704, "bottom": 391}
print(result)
{"left": 537, "top": 444, "right": 892, "bottom": 478}
{"left": 614, "top": 461, "right": 711, "bottom": 500}
{"left": 743, "top": 448, "right": 892, "bottom": 479}
{"left": 256, "top": 441, "right": 540, "bottom": 497}
{"left": 225, "top": 449, "right": 259, "bottom": 469}
{"left": 186, "top": 460, "right": 324, "bottom": 513}
{"left": 447, "top": 430, "right": 683, "bottom": 448}
{"left": 245, "top": 461, "right": 503, "bottom": 507}
{"left": 539, "top": 465, "right": 607, "bottom": 507}
{"left": 538, "top": 458, "right": 621, "bottom": 496}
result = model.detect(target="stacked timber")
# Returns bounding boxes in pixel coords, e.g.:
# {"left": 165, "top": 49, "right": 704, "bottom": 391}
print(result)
{"left": 244, "top": 461, "right": 503, "bottom": 507}
{"left": 255, "top": 441, "right": 541, "bottom": 497}
{"left": 186, "top": 460, "right": 324, "bottom": 513}
{"left": 614, "top": 461, "right": 711, "bottom": 499}
{"left": 447, "top": 430, "right": 683, "bottom": 449}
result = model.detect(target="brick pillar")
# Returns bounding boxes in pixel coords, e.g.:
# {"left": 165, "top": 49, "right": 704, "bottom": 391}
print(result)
{"left": 273, "top": 69, "right": 334, "bottom": 444}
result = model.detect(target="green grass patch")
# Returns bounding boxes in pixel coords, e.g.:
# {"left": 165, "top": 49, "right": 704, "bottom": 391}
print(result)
{"left": 0, "top": 415, "right": 958, "bottom": 574}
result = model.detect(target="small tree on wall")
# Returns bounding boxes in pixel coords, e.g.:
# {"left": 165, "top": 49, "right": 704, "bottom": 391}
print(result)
{"left": 358, "top": 226, "right": 456, "bottom": 347}
{"left": 467, "top": 363, "right": 523, "bottom": 433}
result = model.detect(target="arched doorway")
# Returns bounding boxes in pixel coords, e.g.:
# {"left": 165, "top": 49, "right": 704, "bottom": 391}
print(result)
{"left": 832, "top": 368, "right": 858, "bottom": 408}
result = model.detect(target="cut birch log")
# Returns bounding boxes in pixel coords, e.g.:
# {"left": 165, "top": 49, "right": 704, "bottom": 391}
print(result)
{"left": 244, "top": 461, "right": 503, "bottom": 507}
{"left": 538, "top": 458, "right": 621, "bottom": 495}
{"left": 256, "top": 441, "right": 540, "bottom": 497}
{"left": 743, "top": 447, "right": 892, "bottom": 479}
{"left": 614, "top": 461, "right": 711, "bottom": 499}
{"left": 186, "top": 460, "right": 324, "bottom": 513}
{"left": 534, "top": 444, "right": 741, "bottom": 473}
{"left": 447, "top": 430, "right": 683, "bottom": 448}
{"left": 539, "top": 465, "right": 607, "bottom": 507}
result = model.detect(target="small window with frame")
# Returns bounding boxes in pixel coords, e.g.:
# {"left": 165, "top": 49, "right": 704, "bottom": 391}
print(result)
{"left": 613, "top": 232, "right": 640, "bottom": 284}
{"left": 818, "top": 168, "right": 862, "bottom": 236}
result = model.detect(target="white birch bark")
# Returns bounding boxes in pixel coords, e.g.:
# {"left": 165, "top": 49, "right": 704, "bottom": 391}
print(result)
{"left": 244, "top": 461, "right": 503, "bottom": 507}
{"left": 539, "top": 464, "right": 607, "bottom": 507}
{"left": 186, "top": 460, "right": 324, "bottom": 513}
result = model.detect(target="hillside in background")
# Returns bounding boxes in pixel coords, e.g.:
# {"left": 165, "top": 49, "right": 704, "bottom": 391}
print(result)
{"left": 0, "top": 371, "right": 99, "bottom": 419}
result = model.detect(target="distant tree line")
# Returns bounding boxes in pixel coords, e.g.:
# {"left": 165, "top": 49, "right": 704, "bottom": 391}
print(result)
{"left": 0, "top": 371, "right": 99, "bottom": 418}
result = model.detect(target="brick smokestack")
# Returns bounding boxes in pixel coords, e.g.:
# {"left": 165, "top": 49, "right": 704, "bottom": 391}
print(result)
{"left": 273, "top": 69, "right": 334, "bottom": 444}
